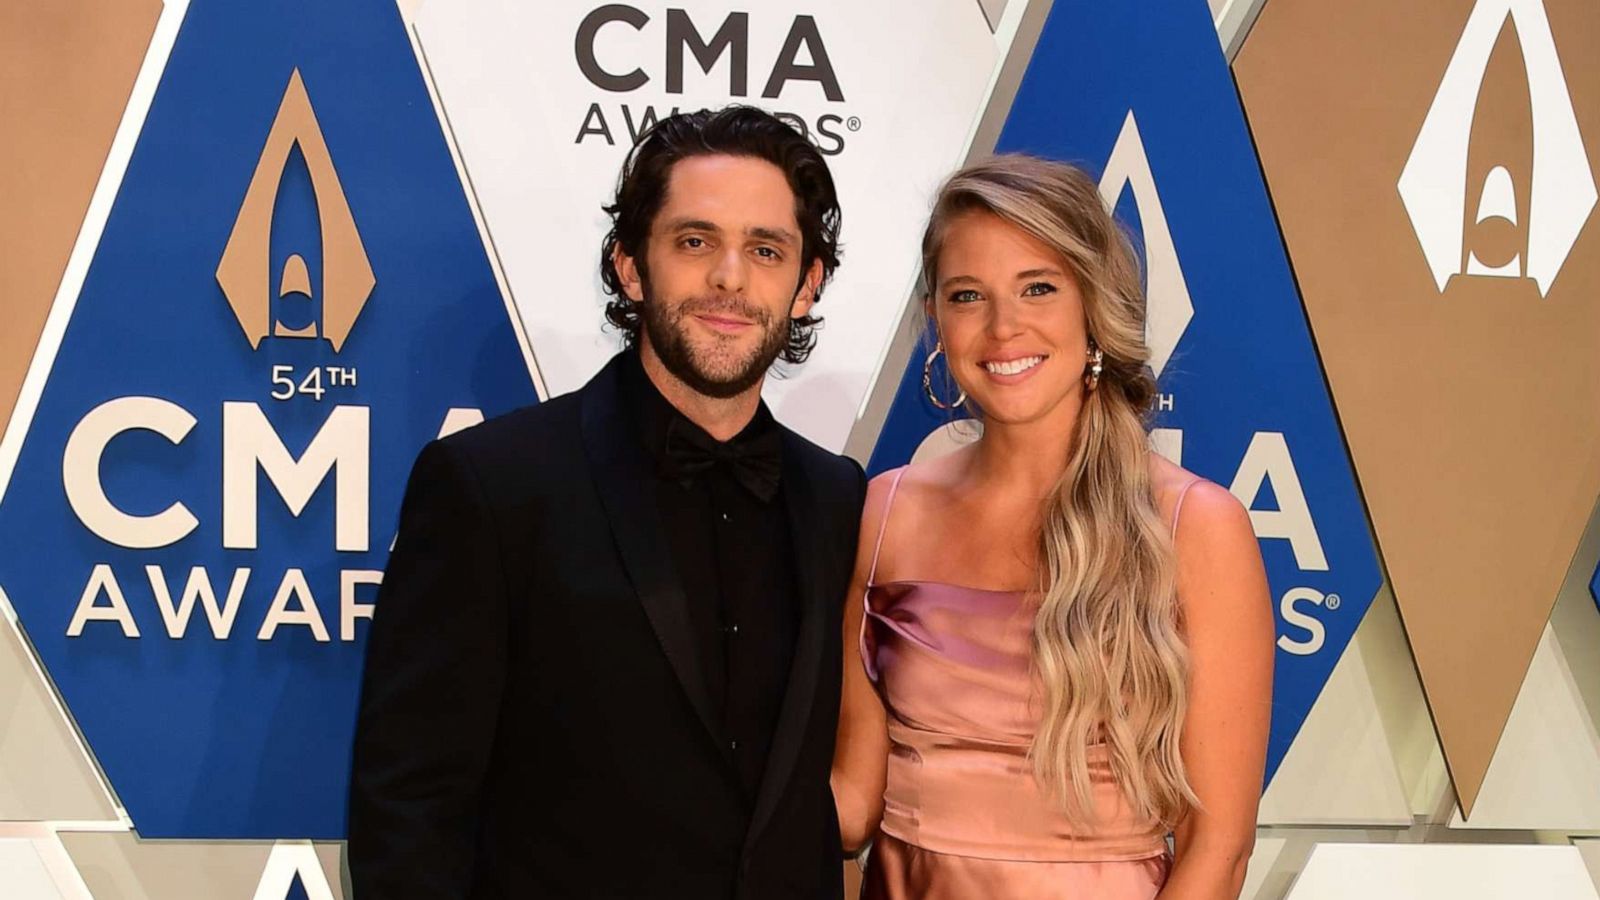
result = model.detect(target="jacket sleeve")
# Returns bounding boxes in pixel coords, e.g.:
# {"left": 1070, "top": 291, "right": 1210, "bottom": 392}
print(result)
{"left": 348, "top": 438, "right": 509, "bottom": 899}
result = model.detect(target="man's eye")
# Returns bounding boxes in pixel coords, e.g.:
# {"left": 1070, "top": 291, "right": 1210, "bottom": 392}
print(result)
{"left": 1023, "top": 281, "right": 1058, "bottom": 297}
{"left": 754, "top": 246, "right": 780, "bottom": 260}
{"left": 682, "top": 237, "right": 706, "bottom": 249}
{"left": 948, "top": 289, "right": 981, "bottom": 304}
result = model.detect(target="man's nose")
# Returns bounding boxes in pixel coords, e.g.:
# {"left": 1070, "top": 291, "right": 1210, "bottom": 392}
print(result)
{"left": 709, "top": 245, "right": 747, "bottom": 295}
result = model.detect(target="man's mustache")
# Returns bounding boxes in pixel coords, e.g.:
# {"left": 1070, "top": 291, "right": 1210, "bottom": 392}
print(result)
{"left": 677, "top": 295, "right": 771, "bottom": 324}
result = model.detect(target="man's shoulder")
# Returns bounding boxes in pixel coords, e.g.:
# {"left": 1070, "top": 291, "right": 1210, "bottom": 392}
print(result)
{"left": 779, "top": 424, "right": 866, "bottom": 503}
{"left": 431, "top": 390, "right": 586, "bottom": 488}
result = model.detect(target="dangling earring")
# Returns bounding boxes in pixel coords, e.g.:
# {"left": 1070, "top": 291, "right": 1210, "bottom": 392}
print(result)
{"left": 922, "top": 342, "right": 967, "bottom": 410}
{"left": 1085, "top": 342, "right": 1105, "bottom": 391}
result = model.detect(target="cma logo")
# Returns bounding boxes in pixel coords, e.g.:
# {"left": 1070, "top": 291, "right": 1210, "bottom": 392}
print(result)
{"left": 216, "top": 68, "right": 375, "bottom": 351}
{"left": 1100, "top": 110, "right": 1335, "bottom": 658}
{"left": 573, "top": 6, "right": 853, "bottom": 155}
{"left": 62, "top": 399, "right": 379, "bottom": 642}
{"left": 1398, "top": 0, "right": 1595, "bottom": 296}
{"left": 59, "top": 398, "right": 484, "bottom": 642}
{"left": 57, "top": 67, "right": 488, "bottom": 644}
{"left": 576, "top": 6, "right": 843, "bottom": 101}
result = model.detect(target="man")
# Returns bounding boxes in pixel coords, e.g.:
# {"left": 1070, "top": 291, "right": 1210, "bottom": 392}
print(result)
{"left": 348, "top": 106, "right": 865, "bottom": 899}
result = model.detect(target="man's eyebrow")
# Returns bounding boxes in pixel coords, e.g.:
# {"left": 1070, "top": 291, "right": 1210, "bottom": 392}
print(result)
{"left": 659, "top": 218, "right": 798, "bottom": 248}
{"left": 747, "top": 225, "right": 799, "bottom": 247}
{"left": 660, "top": 217, "right": 722, "bottom": 234}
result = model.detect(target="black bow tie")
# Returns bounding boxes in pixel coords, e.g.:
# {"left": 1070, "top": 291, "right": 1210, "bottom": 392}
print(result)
{"left": 660, "top": 416, "right": 782, "bottom": 502}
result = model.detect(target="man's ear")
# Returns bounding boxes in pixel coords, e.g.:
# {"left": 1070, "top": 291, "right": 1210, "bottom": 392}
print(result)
{"left": 791, "top": 258, "right": 825, "bottom": 319}
{"left": 613, "top": 245, "right": 645, "bottom": 303}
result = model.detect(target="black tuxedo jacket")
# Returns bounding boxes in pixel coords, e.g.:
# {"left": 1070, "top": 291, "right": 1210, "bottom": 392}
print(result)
{"left": 348, "top": 353, "right": 866, "bottom": 899}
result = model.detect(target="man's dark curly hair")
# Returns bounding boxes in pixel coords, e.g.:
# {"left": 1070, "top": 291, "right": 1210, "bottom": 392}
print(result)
{"left": 599, "top": 106, "right": 842, "bottom": 365}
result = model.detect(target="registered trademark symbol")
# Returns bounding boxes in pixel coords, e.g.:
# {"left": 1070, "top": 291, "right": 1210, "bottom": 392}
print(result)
{"left": 1324, "top": 593, "right": 1341, "bottom": 610}
{"left": 846, "top": 116, "right": 862, "bottom": 132}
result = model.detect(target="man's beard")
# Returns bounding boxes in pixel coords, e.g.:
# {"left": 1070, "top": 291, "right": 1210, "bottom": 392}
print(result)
{"left": 638, "top": 283, "right": 792, "bottom": 400}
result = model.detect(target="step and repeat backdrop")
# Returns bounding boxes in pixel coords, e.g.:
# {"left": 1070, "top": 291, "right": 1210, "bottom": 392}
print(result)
{"left": 1, "top": 0, "right": 1597, "bottom": 897}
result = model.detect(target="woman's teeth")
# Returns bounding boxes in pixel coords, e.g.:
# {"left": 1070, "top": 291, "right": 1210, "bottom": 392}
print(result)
{"left": 982, "top": 355, "right": 1044, "bottom": 376}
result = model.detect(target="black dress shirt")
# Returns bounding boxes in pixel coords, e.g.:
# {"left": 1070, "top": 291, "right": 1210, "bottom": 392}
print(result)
{"left": 618, "top": 351, "right": 799, "bottom": 801}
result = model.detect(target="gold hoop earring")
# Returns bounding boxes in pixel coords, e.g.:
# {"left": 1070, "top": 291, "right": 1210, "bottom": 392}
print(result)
{"left": 922, "top": 342, "right": 967, "bottom": 410}
{"left": 1085, "top": 343, "right": 1105, "bottom": 391}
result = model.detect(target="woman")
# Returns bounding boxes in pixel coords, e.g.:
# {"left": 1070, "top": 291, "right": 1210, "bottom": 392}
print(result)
{"left": 831, "top": 156, "right": 1273, "bottom": 899}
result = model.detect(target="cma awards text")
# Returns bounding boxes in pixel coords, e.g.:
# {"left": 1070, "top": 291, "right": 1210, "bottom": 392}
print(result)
{"left": 572, "top": 6, "right": 855, "bottom": 155}
{"left": 55, "top": 398, "right": 476, "bottom": 644}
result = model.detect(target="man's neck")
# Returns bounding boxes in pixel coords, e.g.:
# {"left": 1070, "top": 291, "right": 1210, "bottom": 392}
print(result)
{"left": 638, "top": 343, "right": 763, "bottom": 442}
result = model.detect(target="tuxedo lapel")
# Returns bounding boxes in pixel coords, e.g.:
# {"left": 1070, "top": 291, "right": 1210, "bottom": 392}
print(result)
{"left": 579, "top": 356, "right": 722, "bottom": 745}
{"left": 745, "top": 434, "right": 829, "bottom": 850}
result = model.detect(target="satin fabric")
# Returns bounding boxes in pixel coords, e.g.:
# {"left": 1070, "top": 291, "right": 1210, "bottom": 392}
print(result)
{"left": 860, "top": 579, "right": 1170, "bottom": 897}
{"left": 863, "top": 833, "right": 1169, "bottom": 900}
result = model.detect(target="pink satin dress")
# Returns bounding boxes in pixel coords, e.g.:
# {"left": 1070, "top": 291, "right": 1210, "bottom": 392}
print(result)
{"left": 858, "top": 467, "right": 1193, "bottom": 899}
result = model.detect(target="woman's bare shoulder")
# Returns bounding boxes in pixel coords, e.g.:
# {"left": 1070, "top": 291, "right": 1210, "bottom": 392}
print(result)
{"left": 1146, "top": 451, "right": 1250, "bottom": 537}
{"left": 885, "top": 445, "right": 974, "bottom": 498}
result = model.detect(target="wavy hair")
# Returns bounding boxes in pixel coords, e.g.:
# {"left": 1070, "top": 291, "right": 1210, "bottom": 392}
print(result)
{"left": 919, "top": 155, "right": 1196, "bottom": 829}
{"left": 598, "top": 105, "right": 842, "bottom": 364}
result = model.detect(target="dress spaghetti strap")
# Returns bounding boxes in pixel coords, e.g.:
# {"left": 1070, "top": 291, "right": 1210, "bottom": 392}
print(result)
{"left": 866, "top": 465, "right": 909, "bottom": 588}
{"left": 1170, "top": 476, "right": 1203, "bottom": 533}
{"left": 860, "top": 467, "right": 909, "bottom": 684}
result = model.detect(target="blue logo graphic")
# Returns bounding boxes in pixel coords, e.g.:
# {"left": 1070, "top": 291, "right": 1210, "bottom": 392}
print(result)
{"left": 0, "top": 0, "right": 536, "bottom": 838}
{"left": 866, "top": 0, "right": 1381, "bottom": 784}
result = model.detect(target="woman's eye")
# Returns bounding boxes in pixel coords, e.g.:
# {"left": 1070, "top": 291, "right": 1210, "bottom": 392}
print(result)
{"left": 1022, "top": 281, "right": 1058, "bottom": 297}
{"left": 948, "top": 289, "right": 981, "bottom": 304}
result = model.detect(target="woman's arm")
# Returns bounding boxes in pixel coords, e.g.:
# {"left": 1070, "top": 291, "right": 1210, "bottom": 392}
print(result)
{"left": 1158, "top": 482, "right": 1274, "bottom": 900}
{"left": 831, "top": 473, "right": 895, "bottom": 854}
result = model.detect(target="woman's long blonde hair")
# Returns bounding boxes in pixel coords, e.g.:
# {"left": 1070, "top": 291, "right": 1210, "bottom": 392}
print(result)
{"left": 920, "top": 154, "right": 1196, "bottom": 829}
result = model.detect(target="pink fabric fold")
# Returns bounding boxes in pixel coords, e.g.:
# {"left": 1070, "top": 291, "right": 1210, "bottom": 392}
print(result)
{"left": 860, "top": 579, "right": 1170, "bottom": 896}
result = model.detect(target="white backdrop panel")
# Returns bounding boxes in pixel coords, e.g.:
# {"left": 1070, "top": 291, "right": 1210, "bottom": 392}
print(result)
{"left": 413, "top": 0, "right": 1015, "bottom": 449}
{"left": 1287, "top": 843, "right": 1600, "bottom": 900}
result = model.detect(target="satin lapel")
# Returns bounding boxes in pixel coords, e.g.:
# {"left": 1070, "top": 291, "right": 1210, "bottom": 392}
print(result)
{"left": 579, "top": 357, "right": 721, "bottom": 745}
{"left": 745, "top": 436, "right": 828, "bottom": 850}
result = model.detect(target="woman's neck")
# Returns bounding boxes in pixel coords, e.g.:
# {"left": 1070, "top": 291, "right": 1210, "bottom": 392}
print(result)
{"left": 968, "top": 393, "right": 1084, "bottom": 499}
